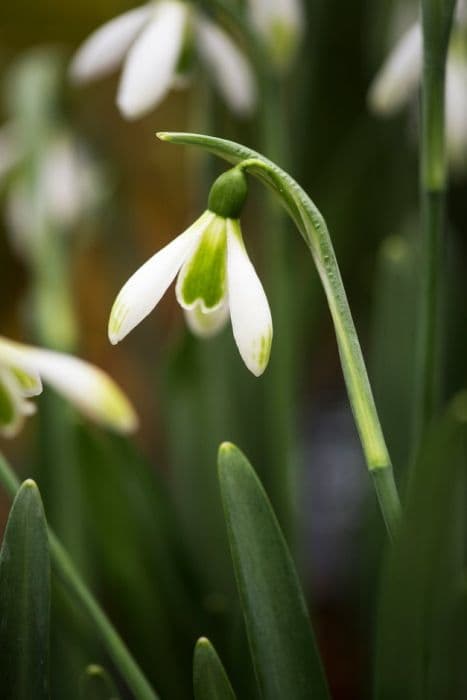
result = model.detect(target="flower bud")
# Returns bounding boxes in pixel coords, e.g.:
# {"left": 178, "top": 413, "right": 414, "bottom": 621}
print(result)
{"left": 208, "top": 167, "right": 248, "bottom": 219}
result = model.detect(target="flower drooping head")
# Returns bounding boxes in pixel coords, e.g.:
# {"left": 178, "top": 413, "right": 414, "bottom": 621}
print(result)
{"left": 70, "top": 0, "right": 255, "bottom": 120}
{"left": 0, "top": 337, "right": 138, "bottom": 437}
{"left": 368, "top": 0, "right": 467, "bottom": 170}
{"left": 108, "top": 165, "right": 273, "bottom": 376}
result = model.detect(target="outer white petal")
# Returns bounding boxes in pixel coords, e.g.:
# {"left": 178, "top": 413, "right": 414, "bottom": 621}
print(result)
{"left": 109, "top": 211, "right": 214, "bottom": 344}
{"left": 20, "top": 347, "right": 138, "bottom": 434}
{"left": 195, "top": 17, "right": 256, "bottom": 115}
{"left": 70, "top": 5, "right": 154, "bottom": 83}
{"left": 117, "top": 1, "right": 187, "bottom": 119}
{"left": 184, "top": 299, "right": 229, "bottom": 338}
{"left": 226, "top": 220, "right": 272, "bottom": 376}
{"left": 368, "top": 23, "right": 422, "bottom": 115}
{"left": 446, "top": 56, "right": 467, "bottom": 169}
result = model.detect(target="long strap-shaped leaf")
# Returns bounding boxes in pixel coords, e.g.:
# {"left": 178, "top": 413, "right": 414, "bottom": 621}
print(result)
{"left": 193, "top": 637, "right": 237, "bottom": 700}
{"left": 0, "top": 452, "right": 159, "bottom": 700}
{"left": 218, "top": 443, "right": 330, "bottom": 700}
{"left": 0, "top": 480, "right": 50, "bottom": 699}
{"left": 374, "top": 398, "right": 466, "bottom": 699}
{"left": 158, "top": 131, "right": 401, "bottom": 540}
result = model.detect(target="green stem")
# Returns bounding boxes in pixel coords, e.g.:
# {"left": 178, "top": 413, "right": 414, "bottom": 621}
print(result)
{"left": 414, "top": 0, "right": 456, "bottom": 450}
{"left": 0, "top": 453, "right": 159, "bottom": 700}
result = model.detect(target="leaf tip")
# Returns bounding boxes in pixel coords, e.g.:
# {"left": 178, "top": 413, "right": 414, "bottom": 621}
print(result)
{"left": 218, "top": 441, "right": 237, "bottom": 459}
{"left": 156, "top": 131, "right": 171, "bottom": 142}
{"left": 21, "top": 478, "right": 38, "bottom": 492}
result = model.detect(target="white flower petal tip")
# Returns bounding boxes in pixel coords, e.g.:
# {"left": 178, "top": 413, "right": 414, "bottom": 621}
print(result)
{"left": 196, "top": 18, "right": 256, "bottom": 115}
{"left": 184, "top": 301, "right": 229, "bottom": 338}
{"left": 226, "top": 220, "right": 273, "bottom": 377}
{"left": 116, "top": 1, "right": 187, "bottom": 119}
{"left": 108, "top": 211, "right": 213, "bottom": 344}
{"left": 69, "top": 5, "right": 154, "bottom": 84}
{"left": 368, "top": 24, "right": 422, "bottom": 115}
{"left": 27, "top": 348, "right": 139, "bottom": 435}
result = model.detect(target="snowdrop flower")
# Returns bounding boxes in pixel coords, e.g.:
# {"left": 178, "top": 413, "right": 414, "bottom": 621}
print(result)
{"left": 368, "top": 1, "right": 467, "bottom": 169}
{"left": 109, "top": 166, "right": 272, "bottom": 376}
{"left": 247, "top": 0, "right": 304, "bottom": 71}
{"left": 70, "top": 0, "right": 255, "bottom": 119}
{"left": 0, "top": 336, "right": 138, "bottom": 437}
{"left": 0, "top": 126, "right": 103, "bottom": 256}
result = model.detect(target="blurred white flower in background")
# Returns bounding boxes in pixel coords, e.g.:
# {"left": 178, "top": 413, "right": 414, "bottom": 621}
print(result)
{"left": 247, "top": 0, "right": 304, "bottom": 71}
{"left": 0, "top": 336, "right": 138, "bottom": 437}
{"left": 368, "top": 0, "right": 467, "bottom": 170}
{"left": 0, "top": 128, "right": 103, "bottom": 258}
{"left": 70, "top": 0, "right": 256, "bottom": 119}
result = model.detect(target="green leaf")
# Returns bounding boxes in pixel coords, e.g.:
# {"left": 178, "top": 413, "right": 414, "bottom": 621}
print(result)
{"left": 193, "top": 637, "right": 237, "bottom": 700}
{"left": 374, "top": 396, "right": 467, "bottom": 700}
{"left": 81, "top": 664, "right": 121, "bottom": 699}
{"left": 218, "top": 443, "right": 330, "bottom": 700}
{"left": 0, "top": 479, "right": 50, "bottom": 699}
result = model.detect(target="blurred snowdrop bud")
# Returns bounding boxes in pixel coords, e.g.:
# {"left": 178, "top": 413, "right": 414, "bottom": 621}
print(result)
{"left": 3, "top": 132, "right": 103, "bottom": 258}
{"left": 70, "top": 0, "right": 256, "bottom": 119}
{"left": 0, "top": 337, "right": 138, "bottom": 437}
{"left": 368, "top": 0, "right": 467, "bottom": 170}
{"left": 109, "top": 165, "right": 272, "bottom": 376}
{"left": 368, "top": 24, "right": 422, "bottom": 115}
{"left": 247, "top": 0, "right": 304, "bottom": 71}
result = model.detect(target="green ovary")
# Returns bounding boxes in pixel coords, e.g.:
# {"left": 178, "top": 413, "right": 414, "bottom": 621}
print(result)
{"left": 179, "top": 218, "right": 227, "bottom": 310}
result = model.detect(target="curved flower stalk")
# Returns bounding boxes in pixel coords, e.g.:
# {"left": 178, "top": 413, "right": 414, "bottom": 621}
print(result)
{"left": 70, "top": 0, "right": 256, "bottom": 119}
{"left": 246, "top": 0, "right": 304, "bottom": 71}
{"left": 368, "top": 0, "right": 467, "bottom": 170}
{"left": 109, "top": 169, "right": 272, "bottom": 377}
{"left": 0, "top": 337, "right": 138, "bottom": 437}
{"left": 156, "top": 132, "right": 402, "bottom": 539}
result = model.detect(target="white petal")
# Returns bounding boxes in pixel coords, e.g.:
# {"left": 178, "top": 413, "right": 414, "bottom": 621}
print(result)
{"left": 226, "top": 220, "right": 272, "bottom": 376}
{"left": 196, "top": 17, "right": 256, "bottom": 115}
{"left": 117, "top": 1, "right": 187, "bottom": 119}
{"left": 109, "top": 211, "right": 213, "bottom": 344}
{"left": 70, "top": 5, "right": 154, "bottom": 83}
{"left": 22, "top": 347, "right": 138, "bottom": 434}
{"left": 446, "top": 56, "right": 467, "bottom": 169}
{"left": 368, "top": 23, "right": 422, "bottom": 115}
{"left": 184, "top": 299, "right": 229, "bottom": 338}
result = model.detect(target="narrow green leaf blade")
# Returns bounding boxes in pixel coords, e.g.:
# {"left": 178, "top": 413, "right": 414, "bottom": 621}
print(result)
{"left": 0, "top": 479, "right": 50, "bottom": 699}
{"left": 218, "top": 443, "right": 330, "bottom": 700}
{"left": 193, "top": 637, "right": 237, "bottom": 700}
{"left": 374, "top": 398, "right": 467, "bottom": 699}
{"left": 81, "top": 664, "right": 121, "bottom": 699}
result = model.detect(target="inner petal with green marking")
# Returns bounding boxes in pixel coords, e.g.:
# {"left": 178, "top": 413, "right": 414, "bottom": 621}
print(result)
{"left": 176, "top": 215, "right": 228, "bottom": 311}
{"left": 0, "top": 375, "right": 16, "bottom": 428}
